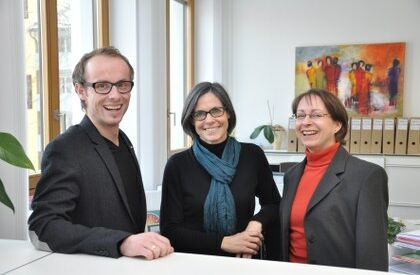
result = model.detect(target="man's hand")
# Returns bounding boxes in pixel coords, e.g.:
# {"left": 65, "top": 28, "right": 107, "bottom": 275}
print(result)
{"left": 120, "top": 232, "right": 174, "bottom": 260}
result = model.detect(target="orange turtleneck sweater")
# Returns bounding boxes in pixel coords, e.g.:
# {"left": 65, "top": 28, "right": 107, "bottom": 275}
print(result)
{"left": 289, "top": 142, "right": 340, "bottom": 263}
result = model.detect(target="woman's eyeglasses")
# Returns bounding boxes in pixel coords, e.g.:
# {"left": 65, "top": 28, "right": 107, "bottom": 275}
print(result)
{"left": 192, "top": 107, "right": 225, "bottom": 121}
{"left": 293, "top": 112, "right": 329, "bottom": 121}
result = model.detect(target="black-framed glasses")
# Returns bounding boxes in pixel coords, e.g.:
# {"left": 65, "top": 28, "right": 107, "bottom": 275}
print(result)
{"left": 293, "top": 112, "right": 330, "bottom": 121}
{"left": 192, "top": 107, "right": 226, "bottom": 121}
{"left": 83, "top": 81, "right": 134, "bottom": 94}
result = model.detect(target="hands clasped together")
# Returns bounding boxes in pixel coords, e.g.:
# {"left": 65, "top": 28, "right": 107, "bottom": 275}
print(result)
{"left": 221, "top": 221, "right": 263, "bottom": 258}
{"left": 120, "top": 232, "right": 174, "bottom": 260}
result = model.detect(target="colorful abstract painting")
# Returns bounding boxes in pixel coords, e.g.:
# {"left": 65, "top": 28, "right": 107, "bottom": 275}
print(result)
{"left": 295, "top": 42, "right": 405, "bottom": 117}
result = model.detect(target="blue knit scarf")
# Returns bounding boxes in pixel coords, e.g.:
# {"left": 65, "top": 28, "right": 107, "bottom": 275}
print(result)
{"left": 192, "top": 137, "right": 241, "bottom": 235}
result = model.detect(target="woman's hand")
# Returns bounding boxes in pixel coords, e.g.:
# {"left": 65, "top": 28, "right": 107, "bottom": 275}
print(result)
{"left": 241, "top": 221, "right": 263, "bottom": 258}
{"left": 245, "top": 220, "right": 262, "bottom": 234}
{"left": 221, "top": 221, "right": 263, "bottom": 257}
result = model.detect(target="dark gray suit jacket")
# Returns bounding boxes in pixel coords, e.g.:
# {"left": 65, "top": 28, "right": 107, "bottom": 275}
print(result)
{"left": 28, "top": 116, "right": 146, "bottom": 258}
{"left": 280, "top": 146, "right": 389, "bottom": 271}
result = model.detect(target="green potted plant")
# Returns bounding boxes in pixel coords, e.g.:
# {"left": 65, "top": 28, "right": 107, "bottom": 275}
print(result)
{"left": 250, "top": 101, "right": 285, "bottom": 148}
{"left": 0, "top": 132, "right": 34, "bottom": 212}
{"left": 388, "top": 216, "right": 405, "bottom": 244}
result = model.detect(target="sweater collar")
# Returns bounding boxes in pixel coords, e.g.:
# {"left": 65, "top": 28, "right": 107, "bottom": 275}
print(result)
{"left": 198, "top": 138, "right": 228, "bottom": 158}
{"left": 305, "top": 142, "right": 340, "bottom": 167}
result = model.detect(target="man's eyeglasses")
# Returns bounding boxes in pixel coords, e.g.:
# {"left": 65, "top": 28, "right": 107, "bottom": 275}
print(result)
{"left": 192, "top": 107, "right": 226, "bottom": 121}
{"left": 293, "top": 112, "right": 330, "bottom": 121}
{"left": 83, "top": 81, "right": 134, "bottom": 94}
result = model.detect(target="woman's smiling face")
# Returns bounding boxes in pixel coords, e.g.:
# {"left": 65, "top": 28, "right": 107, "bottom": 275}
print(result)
{"left": 295, "top": 95, "right": 341, "bottom": 152}
{"left": 193, "top": 92, "right": 229, "bottom": 144}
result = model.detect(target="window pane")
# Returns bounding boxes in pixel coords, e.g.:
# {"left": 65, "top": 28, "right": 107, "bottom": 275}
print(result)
{"left": 24, "top": 0, "right": 43, "bottom": 173}
{"left": 57, "top": 0, "right": 95, "bottom": 132}
{"left": 169, "top": 0, "right": 187, "bottom": 151}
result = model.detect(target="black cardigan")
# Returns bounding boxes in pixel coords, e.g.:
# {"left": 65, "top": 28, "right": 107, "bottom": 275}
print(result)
{"left": 160, "top": 142, "right": 281, "bottom": 256}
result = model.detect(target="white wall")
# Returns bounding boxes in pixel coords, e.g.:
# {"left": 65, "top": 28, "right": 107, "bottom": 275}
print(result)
{"left": 0, "top": 0, "right": 29, "bottom": 239}
{"left": 197, "top": 0, "right": 420, "bottom": 147}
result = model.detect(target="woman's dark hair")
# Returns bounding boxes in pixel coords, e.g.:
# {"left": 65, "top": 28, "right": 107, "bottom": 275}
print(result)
{"left": 181, "top": 82, "right": 237, "bottom": 139}
{"left": 292, "top": 89, "right": 348, "bottom": 144}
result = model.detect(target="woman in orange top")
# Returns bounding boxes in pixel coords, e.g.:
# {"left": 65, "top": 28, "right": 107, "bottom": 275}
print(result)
{"left": 279, "top": 89, "right": 388, "bottom": 271}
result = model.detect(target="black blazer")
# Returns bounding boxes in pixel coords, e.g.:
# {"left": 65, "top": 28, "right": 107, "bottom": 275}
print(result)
{"left": 28, "top": 116, "right": 146, "bottom": 258}
{"left": 279, "top": 146, "right": 389, "bottom": 271}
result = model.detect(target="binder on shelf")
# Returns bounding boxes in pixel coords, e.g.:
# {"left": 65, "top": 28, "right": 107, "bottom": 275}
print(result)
{"left": 370, "top": 118, "right": 383, "bottom": 154}
{"left": 395, "top": 118, "right": 408, "bottom": 155}
{"left": 349, "top": 117, "right": 361, "bottom": 154}
{"left": 297, "top": 138, "right": 305, "bottom": 152}
{"left": 360, "top": 117, "right": 372, "bottom": 154}
{"left": 407, "top": 118, "right": 420, "bottom": 155}
{"left": 383, "top": 118, "right": 395, "bottom": 154}
{"left": 287, "top": 117, "right": 297, "bottom": 152}
{"left": 343, "top": 123, "right": 350, "bottom": 152}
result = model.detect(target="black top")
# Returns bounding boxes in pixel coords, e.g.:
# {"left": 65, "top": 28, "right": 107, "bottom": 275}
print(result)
{"left": 160, "top": 141, "right": 281, "bottom": 256}
{"left": 104, "top": 136, "right": 145, "bottom": 231}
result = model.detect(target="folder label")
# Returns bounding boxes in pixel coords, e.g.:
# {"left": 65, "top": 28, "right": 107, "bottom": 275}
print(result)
{"left": 410, "top": 120, "right": 420, "bottom": 130}
{"left": 384, "top": 119, "right": 395, "bottom": 130}
{"left": 289, "top": 118, "right": 296, "bottom": 129}
{"left": 397, "top": 119, "right": 408, "bottom": 130}
{"left": 373, "top": 119, "right": 383, "bottom": 130}
{"left": 362, "top": 118, "right": 372, "bottom": 130}
{"left": 351, "top": 118, "right": 361, "bottom": 130}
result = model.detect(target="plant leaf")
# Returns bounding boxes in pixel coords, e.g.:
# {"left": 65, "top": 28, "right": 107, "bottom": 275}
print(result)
{"left": 250, "top": 125, "right": 266, "bottom": 139}
{"left": 0, "top": 178, "right": 15, "bottom": 212}
{"left": 263, "top": 126, "right": 274, "bottom": 143}
{"left": 0, "top": 132, "right": 34, "bottom": 170}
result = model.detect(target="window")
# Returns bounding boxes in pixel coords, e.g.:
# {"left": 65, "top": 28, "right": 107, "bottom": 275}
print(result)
{"left": 167, "top": 0, "right": 194, "bottom": 154}
{"left": 24, "top": 0, "right": 109, "bottom": 194}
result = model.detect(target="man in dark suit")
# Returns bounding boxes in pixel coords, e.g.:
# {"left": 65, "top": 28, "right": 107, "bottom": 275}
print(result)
{"left": 28, "top": 47, "right": 173, "bottom": 259}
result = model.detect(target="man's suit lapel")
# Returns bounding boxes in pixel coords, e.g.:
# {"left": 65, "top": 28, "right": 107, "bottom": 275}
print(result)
{"left": 80, "top": 116, "right": 137, "bottom": 224}
{"left": 306, "top": 146, "right": 347, "bottom": 213}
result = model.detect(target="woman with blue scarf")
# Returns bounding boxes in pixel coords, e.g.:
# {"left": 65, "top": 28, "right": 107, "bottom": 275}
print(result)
{"left": 160, "top": 82, "right": 281, "bottom": 258}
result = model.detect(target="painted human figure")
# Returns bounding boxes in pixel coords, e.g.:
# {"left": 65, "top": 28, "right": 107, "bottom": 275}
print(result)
{"left": 332, "top": 57, "right": 341, "bottom": 95}
{"left": 358, "top": 64, "right": 373, "bottom": 115}
{"left": 314, "top": 60, "right": 326, "bottom": 90}
{"left": 355, "top": 60, "right": 366, "bottom": 113}
{"left": 324, "top": 56, "right": 336, "bottom": 95}
{"left": 387, "top": 58, "right": 401, "bottom": 107}
{"left": 306, "top": 60, "right": 316, "bottom": 88}
{"left": 347, "top": 62, "right": 357, "bottom": 108}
